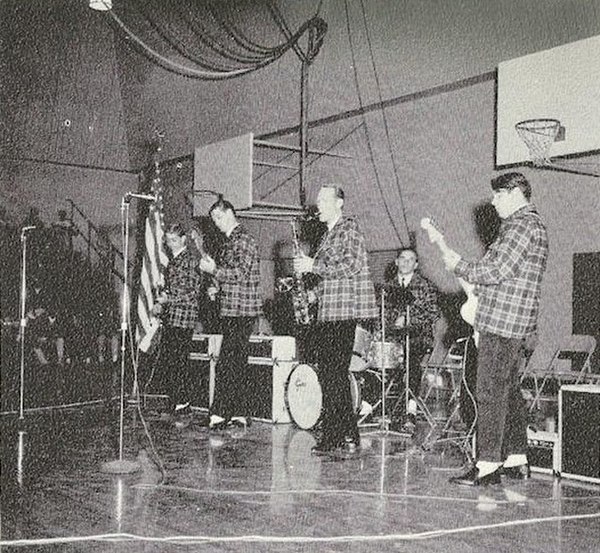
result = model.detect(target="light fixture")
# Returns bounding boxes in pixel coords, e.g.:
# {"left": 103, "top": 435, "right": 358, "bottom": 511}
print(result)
{"left": 89, "top": 0, "right": 112, "bottom": 11}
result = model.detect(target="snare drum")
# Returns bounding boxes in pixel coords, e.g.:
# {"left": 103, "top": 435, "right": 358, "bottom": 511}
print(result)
{"left": 367, "top": 340, "right": 404, "bottom": 369}
{"left": 286, "top": 364, "right": 361, "bottom": 430}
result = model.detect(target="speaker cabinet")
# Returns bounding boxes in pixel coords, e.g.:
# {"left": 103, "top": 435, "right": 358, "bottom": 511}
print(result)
{"left": 189, "top": 334, "right": 222, "bottom": 410}
{"left": 190, "top": 334, "right": 296, "bottom": 423}
{"left": 245, "top": 335, "right": 296, "bottom": 423}
{"left": 559, "top": 384, "right": 600, "bottom": 484}
{"left": 527, "top": 427, "right": 559, "bottom": 475}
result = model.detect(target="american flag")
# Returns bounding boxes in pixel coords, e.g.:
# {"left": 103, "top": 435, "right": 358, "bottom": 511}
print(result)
{"left": 136, "top": 166, "right": 169, "bottom": 352}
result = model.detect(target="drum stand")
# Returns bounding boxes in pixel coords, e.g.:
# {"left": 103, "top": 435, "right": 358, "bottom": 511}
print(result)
{"left": 361, "top": 288, "right": 405, "bottom": 438}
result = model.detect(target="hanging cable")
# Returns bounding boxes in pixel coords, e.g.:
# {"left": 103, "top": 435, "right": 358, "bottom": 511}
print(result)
{"left": 104, "top": 4, "right": 326, "bottom": 81}
{"left": 207, "top": 0, "right": 281, "bottom": 57}
{"left": 358, "top": 0, "right": 411, "bottom": 238}
{"left": 343, "top": 0, "right": 404, "bottom": 245}
{"left": 128, "top": 0, "right": 249, "bottom": 73}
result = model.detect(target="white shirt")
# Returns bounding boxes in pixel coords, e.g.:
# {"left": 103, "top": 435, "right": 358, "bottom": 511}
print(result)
{"left": 398, "top": 272, "right": 414, "bottom": 287}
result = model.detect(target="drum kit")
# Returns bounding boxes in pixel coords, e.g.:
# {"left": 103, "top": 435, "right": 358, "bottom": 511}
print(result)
{"left": 285, "top": 325, "right": 404, "bottom": 430}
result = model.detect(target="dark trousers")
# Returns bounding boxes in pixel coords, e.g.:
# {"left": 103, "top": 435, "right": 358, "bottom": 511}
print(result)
{"left": 314, "top": 320, "right": 358, "bottom": 446}
{"left": 159, "top": 326, "right": 193, "bottom": 409}
{"left": 476, "top": 331, "right": 527, "bottom": 462}
{"left": 211, "top": 316, "right": 254, "bottom": 420}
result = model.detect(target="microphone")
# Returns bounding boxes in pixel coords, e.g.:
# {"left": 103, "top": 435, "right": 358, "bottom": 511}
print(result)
{"left": 124, "top": 193, "right": 157, "bottom": 202}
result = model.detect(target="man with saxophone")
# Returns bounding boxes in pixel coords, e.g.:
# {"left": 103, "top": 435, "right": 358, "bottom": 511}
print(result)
{"left": 294, "top": 185, "right": 378, "bottom": 455}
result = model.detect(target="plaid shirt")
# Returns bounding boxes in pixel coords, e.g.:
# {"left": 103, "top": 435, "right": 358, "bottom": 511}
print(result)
{"left": 214, "top": 225, "right": 262, "bottom": 317}
{"left": 454, "top": 204, "right": 548, "bottom": 339}
{"left": 312, "top": 216, "right": 378, "bottom": 322}
{"left": 162, "top": 248, "right": 201, "bottom": 329}
{"left": 384, "top": 271, "right": 440, "bottom": 346}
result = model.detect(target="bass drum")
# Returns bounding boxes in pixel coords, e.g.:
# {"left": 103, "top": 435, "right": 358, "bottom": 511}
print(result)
{"left": 286, "top": 364, "right": 360, "bottom": 430}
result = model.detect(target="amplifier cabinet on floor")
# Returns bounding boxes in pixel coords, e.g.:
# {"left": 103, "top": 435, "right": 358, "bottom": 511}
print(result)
{"left": 189, "top": 334, "right": 296, "bottom": 423}
{"left": 189, "top": 333, "right": 222, "bottom": 410}
{"left": 246, "top": 335, "right": 296, "bottom": 423}
{"left": 559, "top": 384, "right": 600, "bottom": 484}
{"left": 527, "top": 428, "right": 559, "bottom": 475}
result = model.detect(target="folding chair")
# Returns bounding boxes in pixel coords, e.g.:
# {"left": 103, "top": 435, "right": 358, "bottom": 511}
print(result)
{"left": 520, "top": 334, "right": 598, "bottom": 412}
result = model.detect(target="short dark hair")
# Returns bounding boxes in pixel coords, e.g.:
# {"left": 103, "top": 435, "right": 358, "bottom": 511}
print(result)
{"left": 491, "top": 172, "right": 531, "bottom": 200}
{"left": 209, "top": 197, "right": 236, "bottom": 216}
{"left": 164, "top": 222, "right": 186, "bottom": 236}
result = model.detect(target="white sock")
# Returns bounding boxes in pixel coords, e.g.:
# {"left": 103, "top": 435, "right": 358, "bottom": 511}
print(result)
{"left": 408, "top": 399, "right": 417, "bottom": 415}
{"left": 210, "top": 414, "right": 225, "bottom": 425}
{"left": 504, "top": 454, "right": 528, "bottom": 468}
{"left": 476, "top": 460, "right": 502, "bottom": 477}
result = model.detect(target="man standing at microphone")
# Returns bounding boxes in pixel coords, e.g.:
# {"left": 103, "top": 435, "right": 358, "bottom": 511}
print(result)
{"left": 294, "top": 185, "right": 377, "bottom": 455}
{"left": 152, "top": 223, "right": 201, "bottom": 427}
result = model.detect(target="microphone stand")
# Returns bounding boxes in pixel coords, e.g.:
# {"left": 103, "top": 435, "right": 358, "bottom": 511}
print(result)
{"left": 18, "top": 228, "right": 32, "bottom": 421}
{"left": 362, "top": 286, "right": 404, "bottom": 439}
{"left": 101, "top": 195, "right": 140, "bottom": 474}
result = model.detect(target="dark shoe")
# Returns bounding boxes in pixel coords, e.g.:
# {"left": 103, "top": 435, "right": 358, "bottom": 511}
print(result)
{"left": 502, "top": 464, "right": 531, "bottom": 480}
{"left": 311, "top": 440, "right": 338, "bottom": 455}
{"left": 449, "top": 465, "right": 502, "bottom": 486}
{"left": 341, "top": 439, "right": 359, "bottom": 455}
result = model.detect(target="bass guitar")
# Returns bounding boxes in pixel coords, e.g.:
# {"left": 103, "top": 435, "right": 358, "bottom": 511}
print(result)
{"left": 420, "top": 217, "right": 479, "bottom": 345}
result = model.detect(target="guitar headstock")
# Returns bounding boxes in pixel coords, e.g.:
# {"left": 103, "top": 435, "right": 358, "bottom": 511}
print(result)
{"left": 420, "top": 217, "right": 445, "bottom": 246}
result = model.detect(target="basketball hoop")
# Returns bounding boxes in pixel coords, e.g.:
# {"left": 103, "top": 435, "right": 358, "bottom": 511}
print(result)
{"left": 515, "top": 118, "right": 561, "bottom": 166}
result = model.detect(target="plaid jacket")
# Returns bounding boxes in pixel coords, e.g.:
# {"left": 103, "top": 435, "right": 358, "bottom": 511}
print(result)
{"left": 312, "top": 216, "right": 378, "bottom": 322}
{"left": 162, "top": 249, "right": 201, "bottom": 329}
{"left": 384, "top": 272, "right": 440, "bottom": 346}
{"left": 214, "top": 225, "right": 262, "bottom": 318}
{"left": 454, "top": 204, "right": 548, "bottom": 339}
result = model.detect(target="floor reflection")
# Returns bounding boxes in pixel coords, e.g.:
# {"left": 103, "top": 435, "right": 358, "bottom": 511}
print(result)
{"left": 1, "top": 404, "right": 599, "bottom": 552}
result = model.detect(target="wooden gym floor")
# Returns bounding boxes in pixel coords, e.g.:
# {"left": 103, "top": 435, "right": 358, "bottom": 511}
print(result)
{"left": 1, "top": 401, "right": 599, "bottom": 552}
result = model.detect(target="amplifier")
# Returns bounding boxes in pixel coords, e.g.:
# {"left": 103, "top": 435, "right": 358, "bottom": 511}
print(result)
{"left": 189, "top": 333, "right": 222, "bottom": 410}
{"left": 527, "top": 427, "right": 559, "bottom": 475}
{"left": 246, "top": 335, "right": 296, "bottom": 423}
{"left": 190, "top": 333, "right": 296, "bottom": 423}
{"left": 559, "top": 384, "right": 600, "bottom": 484}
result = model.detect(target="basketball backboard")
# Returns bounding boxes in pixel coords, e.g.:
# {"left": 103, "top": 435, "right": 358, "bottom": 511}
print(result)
{"left": 496, "top": 35, "right": 600, "bottom": 169}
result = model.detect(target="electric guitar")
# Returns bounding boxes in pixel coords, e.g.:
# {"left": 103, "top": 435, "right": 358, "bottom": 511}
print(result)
{"left": 420, "top": 217, "right": 479, "bottom": 345}
{"left": 190, "top": 228, "right": 220, "bottom": 302}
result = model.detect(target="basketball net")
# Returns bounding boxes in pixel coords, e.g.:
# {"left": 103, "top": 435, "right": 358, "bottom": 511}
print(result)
{"left": 515, "top": 119, "right": 560, "bottom": 167}
{"left": 515, "top": 118, "right": 600, "bottom": 177}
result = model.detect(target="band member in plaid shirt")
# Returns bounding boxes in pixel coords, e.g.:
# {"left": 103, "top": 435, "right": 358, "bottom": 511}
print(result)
{"left": 153, "top": 223, "right": 202, "bottom": 425}
{"left": 294, "top": 185, "right": 378, "bottom": 455}
{"left": 199, "top": 198, "right": 262, "bottom": 429}
{"left": 442, "top": 173, "right": 548, "bottom": 485}
{"left": 385, "top": 247, "right": 440, "bottom": 435}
